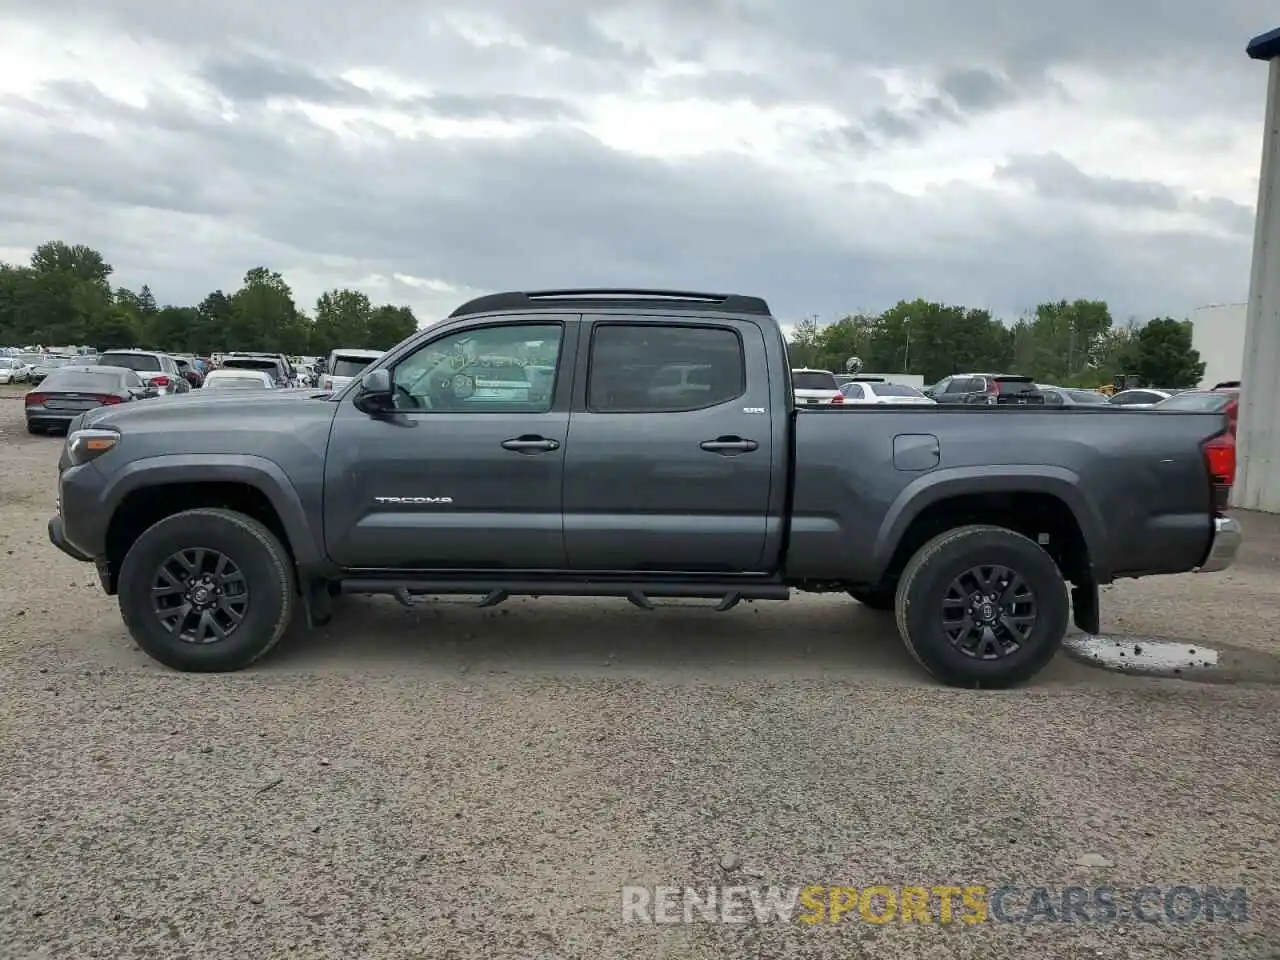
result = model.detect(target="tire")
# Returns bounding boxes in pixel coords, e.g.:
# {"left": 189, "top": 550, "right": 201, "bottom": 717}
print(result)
{"left": 26, "top": 422, "right": 41, "bottom": 435}
{"left": 847, "top": 586, "right": 895, "bottom": 611}
{"left": 118, "top": 508, "right": 296, "bottom": 672}
{"left": 894, "top": 524, "right": 1068, "bottom": 688}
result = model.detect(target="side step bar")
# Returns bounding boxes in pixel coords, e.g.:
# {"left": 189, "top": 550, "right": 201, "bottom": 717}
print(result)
{"left": 336, "top": 578, "right": 791, "bottom": 611}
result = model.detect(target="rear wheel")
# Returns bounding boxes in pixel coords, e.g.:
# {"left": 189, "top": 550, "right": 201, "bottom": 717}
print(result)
{"left": 26, "top": 422, "right": 41, "bottom": 435}
{"left": 847, "top": 586, "right": 894, "bottom": 611}
{"left": 118, "top": 508, "right": 295, "bottom": 672}
{"left": 894, "top": 524, "right": 1068, "bottom": 688}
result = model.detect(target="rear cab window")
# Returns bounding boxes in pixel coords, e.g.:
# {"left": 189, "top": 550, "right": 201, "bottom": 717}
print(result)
{"left": 994, "top": 377, "right": 1037, "bottom": 394}
{"left": 331, "top": 356, "right": 378, "bottom": 378}
{"left": 792, "top": 371, "right": 838, "bottom": 391}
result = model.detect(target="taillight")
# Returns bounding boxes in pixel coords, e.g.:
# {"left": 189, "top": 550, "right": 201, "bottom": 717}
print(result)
{"left": 1202, "top": 433, "right": 1235, "bottom": 512}
{"left": 24, "top": 392, "right": 46, "bottom": 406}
{"left": 151, "top": 376, "right": 170, "bottom": 387}
{"left": 1225, "top": 399, "right": 1238, "bottom": 435}
{"left": 96, "top": 395, "right": 122, "bottom": 404}
{"left": 830, "top": 392, "right": 844, "bottom": 404}
{"left": 322, "top": 378, "right": 332, "bottom": 390}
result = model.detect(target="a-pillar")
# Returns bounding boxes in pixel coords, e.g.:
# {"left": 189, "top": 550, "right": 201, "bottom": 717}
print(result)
{"left": 1235, "top": 28, "right": 1280, "bottom": 512}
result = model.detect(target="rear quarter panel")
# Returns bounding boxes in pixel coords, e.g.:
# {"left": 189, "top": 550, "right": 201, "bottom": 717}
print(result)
{"left": 786, "top": 407, "right": 1228, "bottom": 583}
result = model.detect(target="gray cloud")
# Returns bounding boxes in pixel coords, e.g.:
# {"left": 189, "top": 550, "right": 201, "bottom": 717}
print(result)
{"left": 0, "top": 0, "right": 1269, "bottom": 323}
{"left": 0, "top": 76, "right": 1253, "bottom": 323}
{"left": 996, "top": 152, "right": 1255, "bottom": 234}
{"left": 200, "top": 52, "right": 581, "bottom": 121}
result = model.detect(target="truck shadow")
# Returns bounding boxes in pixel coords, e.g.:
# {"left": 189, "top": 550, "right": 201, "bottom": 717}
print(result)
{"left": 261, "top": 593, "right": 1106, "bottom": 685}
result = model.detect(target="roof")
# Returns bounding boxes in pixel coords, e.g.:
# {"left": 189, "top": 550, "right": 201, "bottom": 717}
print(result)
{"left": 449, "top": 288, "right": 772, "bottom": 318}
{"left": 1248, "top": 27, "right": 1280, "bottom": 60}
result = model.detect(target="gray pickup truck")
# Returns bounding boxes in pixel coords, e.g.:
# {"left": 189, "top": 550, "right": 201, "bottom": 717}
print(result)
{"left": 48, "top": 289, "right": 1242, "bottom": 687}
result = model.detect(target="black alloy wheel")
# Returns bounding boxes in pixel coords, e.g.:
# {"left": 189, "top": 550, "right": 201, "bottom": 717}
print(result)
{"left": 939, "top": 564, "right": 1037, "bottom": 660}
{"left": 151, "top": 548, "right": 250, "bottom": 644}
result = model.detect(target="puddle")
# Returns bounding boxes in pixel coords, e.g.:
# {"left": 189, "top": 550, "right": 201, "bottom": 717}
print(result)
{"left": 1067, "top": 636, "right": 1218, "bottom": 673}
{"left": 1063, "top": 633, "right": 1280, "bottom": 684}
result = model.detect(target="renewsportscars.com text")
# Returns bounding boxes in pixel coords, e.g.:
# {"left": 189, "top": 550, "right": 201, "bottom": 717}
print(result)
{"left": 621, "top": 884, "right": 1249, "bottom": 925}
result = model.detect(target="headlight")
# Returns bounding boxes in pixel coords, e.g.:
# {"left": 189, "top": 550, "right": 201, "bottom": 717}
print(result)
{"left": 66, "top": 427, "right": 121, "bottom": 466}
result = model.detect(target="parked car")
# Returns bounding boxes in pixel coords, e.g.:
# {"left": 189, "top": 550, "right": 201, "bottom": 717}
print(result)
{"left": 838, "top": 380, "right": 935, "bottom": 405}
{"left": 48, "top": 287, "right": 1241, "bottom": 688}
{"left": 217, "top": 355, "right": 292, "bottom": 388}
{"left": 171, "top": 356, "right": 205, "bottom": 388}
{"left": 225, "top": 352, "right": 300, "bottom": 387}
{"left": 0, "top": 357, "right": 30, "bottom": 384}
{"left": 94, "top": 350, "right": 191, "bottom": 396}
{"left": 791, "top": 368, "right": 845, "bottom": 406}
{"left": 1037, "top": 387, "right": 1112, "bottom": 407}
{"left": 1155, "top": 387, "right": 1239, "bottom": 434}
{"left": 1108, "top": 388, "right": 1172, "bottom": 408}
{"left": 926, "top": 374, "right": 1045, "bottom": 405}
{"left": 28, "top": 356, "right": 76, "bottom": 386}
{"left": 25, "top": 365, "right": 156, "bottom": 434}
{"left": 320, "top": 349, "right": 384, "bottom": 392}
{"left": 202, "top": 369, "right": 278, "bottom": 391}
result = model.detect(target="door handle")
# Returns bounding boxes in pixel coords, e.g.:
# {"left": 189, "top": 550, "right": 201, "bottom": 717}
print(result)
{"left": 700, "top": 437, "right": 758, "bottom": 454}
{"left": 501, "top": 435, "right": 560, "bottom": 452}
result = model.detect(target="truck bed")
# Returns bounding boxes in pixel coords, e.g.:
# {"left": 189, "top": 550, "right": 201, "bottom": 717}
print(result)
{"left": 785, "top": 406, "right": 1228, "bottom": 585}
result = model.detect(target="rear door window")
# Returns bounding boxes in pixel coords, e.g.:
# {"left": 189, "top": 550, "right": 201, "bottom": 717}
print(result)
{"left": 588, "top": 324, "right": 745, "bottom": 413}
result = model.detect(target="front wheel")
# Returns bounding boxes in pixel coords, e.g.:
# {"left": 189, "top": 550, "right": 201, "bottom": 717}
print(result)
{"left": 118, "top": 508, "right": 296, "bottom": 672}
{"left": 894, "top": 524, "right": 1068, "bottom": 688}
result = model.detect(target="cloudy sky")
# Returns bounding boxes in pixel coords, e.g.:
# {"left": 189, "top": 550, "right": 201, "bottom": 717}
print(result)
{"left": 0, "top": 2, "right": 1275, "bottom": 327}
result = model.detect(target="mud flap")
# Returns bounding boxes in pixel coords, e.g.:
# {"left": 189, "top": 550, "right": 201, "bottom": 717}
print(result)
{"left": 302, "top": 577, "right": 333, "bottom": 627}
{"left": 1071, "top": 580, "right": 1099, "bottom": 635}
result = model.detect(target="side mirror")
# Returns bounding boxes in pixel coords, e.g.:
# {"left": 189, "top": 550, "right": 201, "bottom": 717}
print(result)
{"left": 353, "top": 367, "right": 394, "bottom": 414}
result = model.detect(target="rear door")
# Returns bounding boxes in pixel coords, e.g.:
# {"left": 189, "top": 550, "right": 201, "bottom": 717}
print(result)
{"left": 562, "top": 315, "right": 774, "bottom": 572}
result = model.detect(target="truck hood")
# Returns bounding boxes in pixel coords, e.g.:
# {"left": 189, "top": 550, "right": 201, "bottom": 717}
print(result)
{"left": 78, "top": 387, "right": 335, "bottom": 431}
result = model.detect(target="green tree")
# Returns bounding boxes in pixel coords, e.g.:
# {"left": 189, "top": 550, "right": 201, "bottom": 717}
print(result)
{"left": 1128, "top": 318, "right": 1205, "bottom": 388}
{"left": 312, "top": 288, "right": 373, "bottom": 353}
{"left": 30, "top": 241, "right": 111, "bottom": 287}
{"left": 366, "top": 304, "right": 418, "bottom": 350}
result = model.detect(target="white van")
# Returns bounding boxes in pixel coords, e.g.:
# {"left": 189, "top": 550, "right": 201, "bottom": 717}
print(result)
{"left": 322, "top": 348, "right": 384, "bottom": 392}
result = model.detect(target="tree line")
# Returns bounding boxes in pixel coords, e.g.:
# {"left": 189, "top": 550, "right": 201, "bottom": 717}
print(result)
{"left": 2, "top": 241, "right": 1209, "bottom": 388}
{"left": 788, "top": 299, "right": 1207, "bottom": 388}
{"left": 0, "top": 241, "right": 418, "bottom": 357}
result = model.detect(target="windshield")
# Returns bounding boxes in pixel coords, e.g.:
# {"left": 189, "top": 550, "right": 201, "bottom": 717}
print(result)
{"left": 1156, "top": 391, "right": 1233, "bottom": 412}
{"left": 793, "top": 371, "right": 838, "bottom": 390}
{"left": 331, "top": 357, "right": 377, "bottom": 378}
{"left": 98, "top": 353, "right": 160, "bottom": 372}
{"left": 872, "top": 383, "right": 924, "bottom": 397}
{"left": 40, "top": 369, "right": 125, "bottom": 392}
{"left": 207, "top": 374, "right": 270, "bottom": 389}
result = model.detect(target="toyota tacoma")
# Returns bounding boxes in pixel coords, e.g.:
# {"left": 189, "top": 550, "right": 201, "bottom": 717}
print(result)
{"left": 48, "top": 289, "right": 1242, "bottom": 687}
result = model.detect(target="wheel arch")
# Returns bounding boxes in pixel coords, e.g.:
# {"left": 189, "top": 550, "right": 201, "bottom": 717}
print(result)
{"left": 100, "top": 456, "right": 323, "bottom": 594}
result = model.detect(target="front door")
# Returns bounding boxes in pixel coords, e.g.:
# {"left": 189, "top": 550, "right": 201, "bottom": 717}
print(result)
{"left": 562, "top": 316, "right": 774, "bottom": 572}
{"left": 324, "top": 316, "right": 576, "bottom": 570}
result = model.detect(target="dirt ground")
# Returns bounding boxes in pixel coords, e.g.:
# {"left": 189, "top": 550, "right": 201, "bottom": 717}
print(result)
{"left": 2, "top": 387, "right": 1278, "bottom": 960}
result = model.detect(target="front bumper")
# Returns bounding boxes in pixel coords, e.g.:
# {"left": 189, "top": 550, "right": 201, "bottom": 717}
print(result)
{"left": 1195, "top": 516, "right": 1242, "bottom": 573}
{"left": 48, "top": 515, "right": 92, "bottom": 562}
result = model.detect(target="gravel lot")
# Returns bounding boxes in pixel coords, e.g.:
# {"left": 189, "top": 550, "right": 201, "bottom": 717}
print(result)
{"left": 2, "top": 388, "right": 1279, "bottom": 960}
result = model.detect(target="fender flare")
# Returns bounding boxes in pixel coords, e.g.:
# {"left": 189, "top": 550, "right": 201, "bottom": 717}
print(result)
{"left": 98, "top": 454, "right": 324, "bottom": 567}
{"left": 870, "top": 465, "right": 1107, "bottom": 580}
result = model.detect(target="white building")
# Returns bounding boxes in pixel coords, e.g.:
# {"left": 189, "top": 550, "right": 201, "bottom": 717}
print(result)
{"left": 1190, "top": 303, "right": 1246, "bottom": 388}
{"left": 1236, "top": 28, "right": 1280, "bottom": 512}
